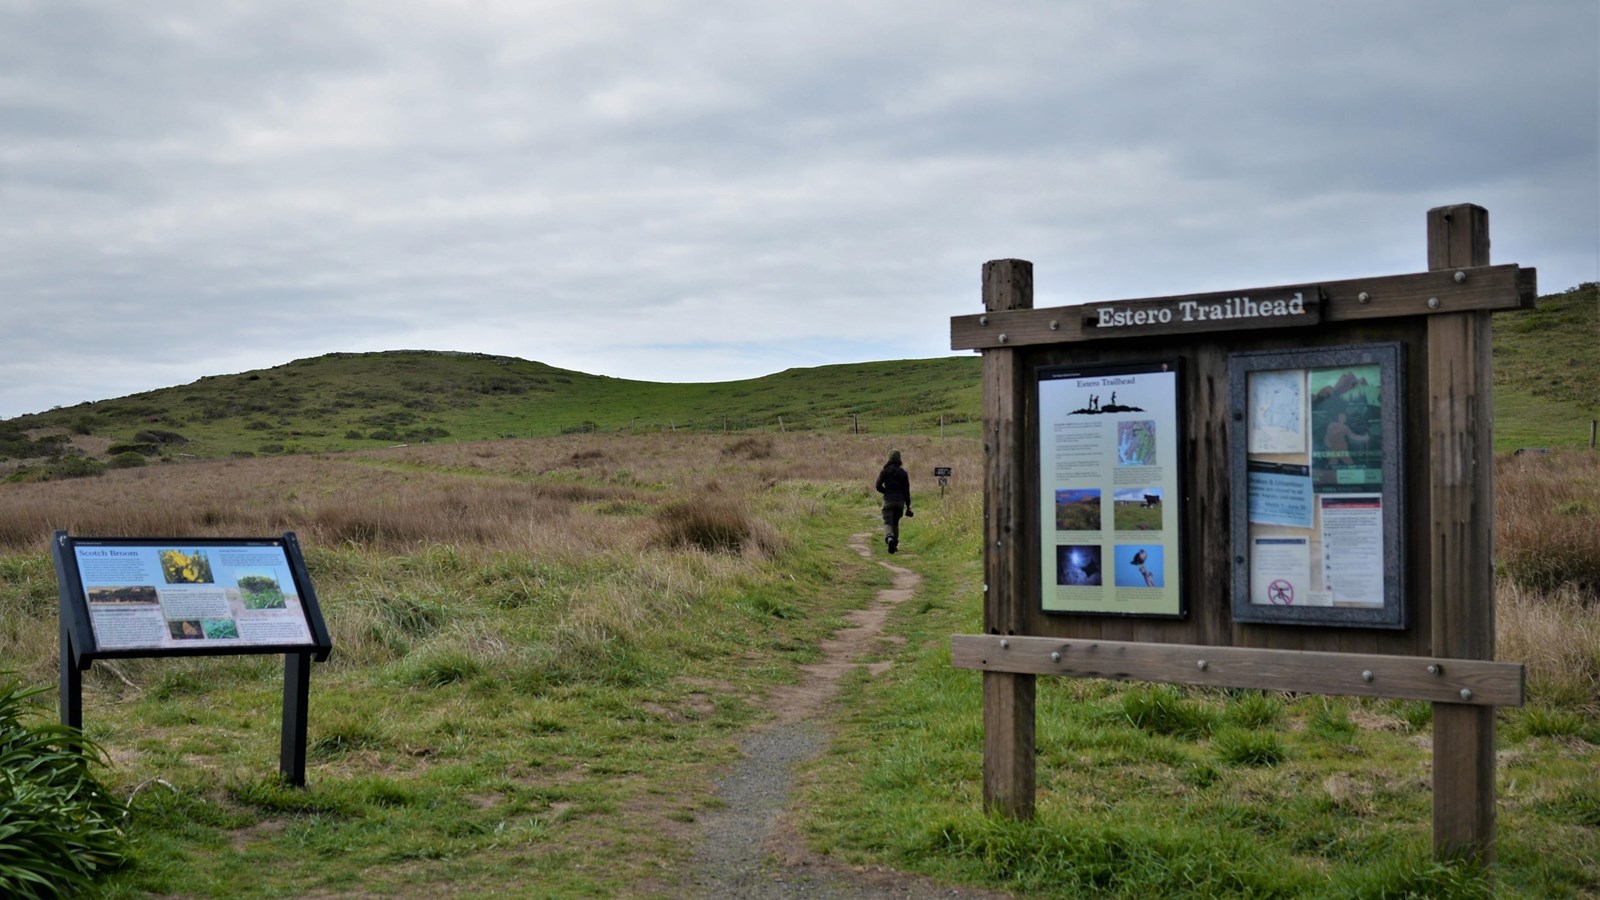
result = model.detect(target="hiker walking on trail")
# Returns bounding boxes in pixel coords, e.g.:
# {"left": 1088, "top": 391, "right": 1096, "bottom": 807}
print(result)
{"left": 875, "top": 449, "right": 912, "bottom": 554}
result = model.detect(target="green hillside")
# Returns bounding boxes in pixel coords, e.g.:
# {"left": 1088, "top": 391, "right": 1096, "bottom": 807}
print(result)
{"left": 1, "top": 284, "right": 1591, "bottom": 471}
{"left": 1491, "top": 282, "right": 1599, "bottom": 449}
{"left": 1, "top": 352, "right": 983, "bottom": 463}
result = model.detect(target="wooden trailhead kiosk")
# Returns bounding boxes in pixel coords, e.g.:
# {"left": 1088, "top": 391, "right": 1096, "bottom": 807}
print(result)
{"left": 950, "top": 204, "right": 1533, "bottom": 864}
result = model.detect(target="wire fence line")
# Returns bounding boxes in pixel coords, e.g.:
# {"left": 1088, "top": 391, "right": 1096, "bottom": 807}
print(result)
{"left": 554, "top": 413, "right": 981, "bottom": 437}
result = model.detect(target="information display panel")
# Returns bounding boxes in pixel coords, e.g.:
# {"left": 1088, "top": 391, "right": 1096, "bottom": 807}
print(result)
{"left": 55, "top": 534, "right": 331, "bottom": 659}
{"left": 1228, "top": 344, "right": 1406, "bottom": 628}
{"left": 1036, "top": 360, "right": 1185, "bottom": 618}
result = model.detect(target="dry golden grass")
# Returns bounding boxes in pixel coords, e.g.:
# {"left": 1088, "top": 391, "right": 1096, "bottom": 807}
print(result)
{"left": 6, "top": 435, "right": 1590, "bottom": 706}
{"left": 1498, "top": 581, "right": 1600, "bottom": 706}
{"left": 0, "top": 434, "right": 973, "bottom": 687}
{"left": 1496, "top": 449, "right": 1600, "bottom": 597}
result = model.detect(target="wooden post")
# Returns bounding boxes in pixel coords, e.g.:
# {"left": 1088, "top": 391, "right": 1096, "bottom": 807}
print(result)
{"left": 981, "top": 259, "right": 1036, "bottom": 818}
{"left": 1425, "top": 204, "right": 1497, "bottom": 864}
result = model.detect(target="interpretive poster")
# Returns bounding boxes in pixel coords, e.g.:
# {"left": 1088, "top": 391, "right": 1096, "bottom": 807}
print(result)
{"left": 1309, "top": 365, "right": 1383, "bottom": 491}
{"left": 1037, "top": 360, "right": 1184, "bottom": 617}
{"left": 65, "top": 538, "right": 319, "bottom": 653}
{"left": 1228, "top": 344, "right": 1405, "bottom": 628}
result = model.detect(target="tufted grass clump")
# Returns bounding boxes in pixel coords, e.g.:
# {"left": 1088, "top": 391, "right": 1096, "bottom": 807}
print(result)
{"left": 1118, "top": 684, "right": 1217, "bottom": 739}
{"left": 653, "top": 496, "right": 782, "bottom": 556}
{"left": 1212, "top": 727, "right": 1290, "bottom": 767}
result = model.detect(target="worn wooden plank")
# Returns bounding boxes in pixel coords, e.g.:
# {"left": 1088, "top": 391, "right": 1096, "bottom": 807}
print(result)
{"left": 1426, "top": 203, "right": 1498, "bottom": 865}
{"left": 951, "top": 265, "right": 1526, "bottom": 350}
{"left": 980, "top": 258, "right": 1036, "bottom": 820}
{"left": 951, "top": 634, "right": 1524, "bottom": 706}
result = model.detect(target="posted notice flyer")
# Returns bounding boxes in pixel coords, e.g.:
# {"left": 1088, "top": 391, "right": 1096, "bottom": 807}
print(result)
{"left": 73, "top": 542, "right": 314, "bottom": 652}
{"left": 1037, "top": 361, "right": 1182, "bottom": 617}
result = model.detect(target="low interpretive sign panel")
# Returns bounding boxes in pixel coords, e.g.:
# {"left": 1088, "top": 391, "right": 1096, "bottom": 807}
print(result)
{"left": 1036, "top": 360, "right": 1185, "bottom": 618}
{"left": 55, "top": 534, "right": 330, "bottom": 659}
{"left": 54, "top": 531, "right": 331, "bottom": 785}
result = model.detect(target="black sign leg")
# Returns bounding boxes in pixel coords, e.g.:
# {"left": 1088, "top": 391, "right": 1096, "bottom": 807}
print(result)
{"left": 59, "top": 625, "right": 82, "bottom": 730}
{"left": 280, "top": 652, "right": 311, "bottom": 787}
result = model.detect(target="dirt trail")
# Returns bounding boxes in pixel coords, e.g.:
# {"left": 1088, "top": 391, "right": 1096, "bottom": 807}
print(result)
{"left": 688, "top": 534, "right": 1003, "bottom": 899}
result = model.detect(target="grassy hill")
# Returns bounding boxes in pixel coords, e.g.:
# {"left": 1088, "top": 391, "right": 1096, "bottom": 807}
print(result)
{"left": 1, "top": 352, "right": 983, "bottom": 465}
{"left": 1492, "top": 282, "right": 1599, "bottom": 449}
{"left": 1, "top": 283, "right": 1592, "bottom": 470}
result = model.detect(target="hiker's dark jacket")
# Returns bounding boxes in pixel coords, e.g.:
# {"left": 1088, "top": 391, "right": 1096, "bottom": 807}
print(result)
{"left": 875, "top": 463, "right": 911, "bottom": 505}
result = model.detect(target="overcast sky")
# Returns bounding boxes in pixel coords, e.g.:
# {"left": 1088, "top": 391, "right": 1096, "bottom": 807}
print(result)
{"left": 3, "top": 1, "right": 1596, "bottom": 419}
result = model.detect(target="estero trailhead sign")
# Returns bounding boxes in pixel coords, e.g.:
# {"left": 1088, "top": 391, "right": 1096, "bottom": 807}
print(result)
{"left": 951, "top": 205, "right": 1531, "bottom": 866}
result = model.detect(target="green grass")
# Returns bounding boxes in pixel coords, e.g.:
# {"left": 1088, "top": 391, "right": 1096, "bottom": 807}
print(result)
{"left": 1492, "top": 283, "right": 1599, "bottom": 451}
{"left": 0, "top": 432, "right": 1593, "bottom": 896}
{"left": 795, "top": 474, "right": 1600, "bottom": 899}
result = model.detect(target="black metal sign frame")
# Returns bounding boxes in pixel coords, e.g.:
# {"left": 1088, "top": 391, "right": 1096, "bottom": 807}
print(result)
{"left": 52, "top": 531, "right": 332, "bottom": 785}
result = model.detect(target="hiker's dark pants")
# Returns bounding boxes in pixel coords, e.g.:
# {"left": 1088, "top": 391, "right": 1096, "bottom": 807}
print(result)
{"left": 882, "top": 501, "right": 905, "bottom": 542}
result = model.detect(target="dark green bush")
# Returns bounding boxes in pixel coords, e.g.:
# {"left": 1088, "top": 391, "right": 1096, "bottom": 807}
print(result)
{"left": 0, "top": 676, "right": 128, "bottom": 898}
{"left": 132, "top": 429, "right": 187, "bottom": 445}
{"left": 45, "top": 455, "right": 105, "bottom": 480}
{"left": 107, "top": 451, "right": 148, "bottom": 469}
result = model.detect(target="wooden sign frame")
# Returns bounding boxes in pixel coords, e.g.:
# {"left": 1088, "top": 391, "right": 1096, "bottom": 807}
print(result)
{"left": 951, "top": 204, "right": 1533, "bottom": 866}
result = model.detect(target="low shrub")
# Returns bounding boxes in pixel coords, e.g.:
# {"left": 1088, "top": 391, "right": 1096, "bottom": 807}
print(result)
{"left": 107, "top": 451, "right": 148, "bottom": 470}
{"left": 46, "top": 455, "right": 105, "bottom": 480}
{"left": 722, "top": 437, "right": 774, "bottom": 460}
{"left": 0, "top": 675, "right": 128, "bottom": 898}
{"left": 133, "top": 429, "right": 187, "bottom": 445}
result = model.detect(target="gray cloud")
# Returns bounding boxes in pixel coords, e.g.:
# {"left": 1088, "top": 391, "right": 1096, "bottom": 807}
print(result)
{"left": 3, "top": 0, "right": 1595, "bottom": 418}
